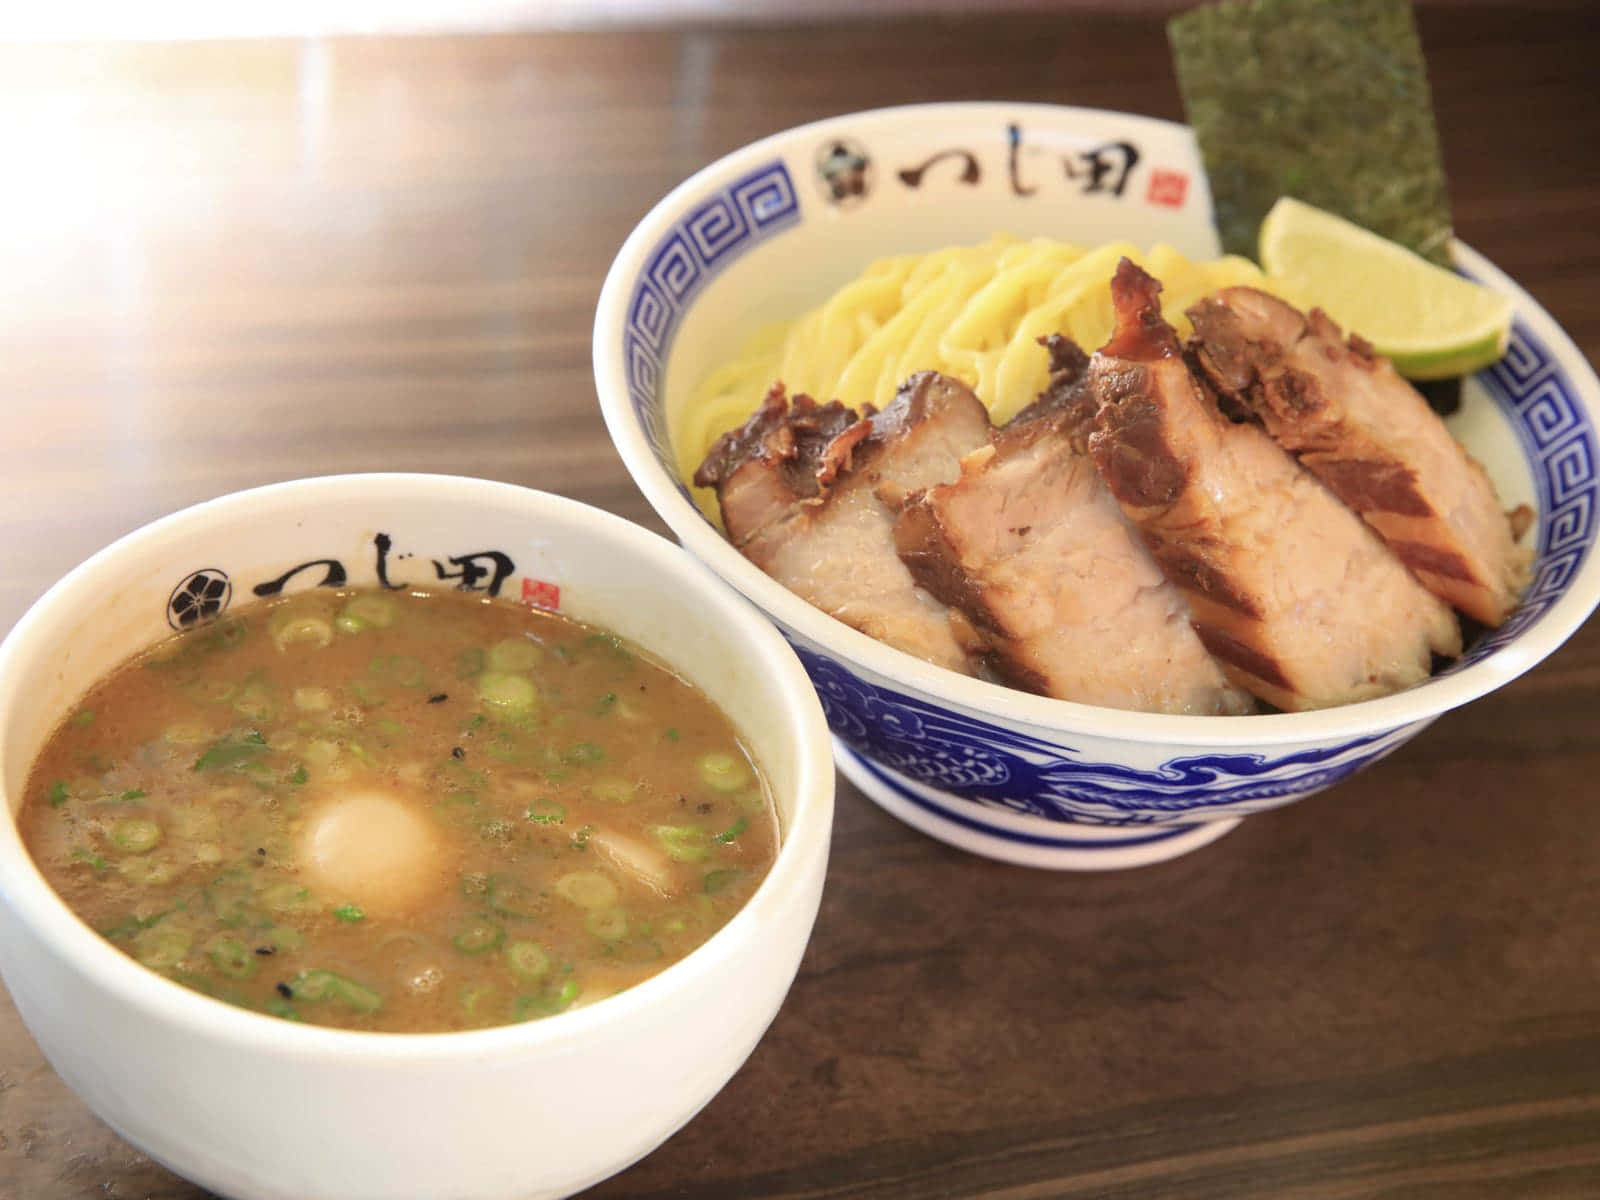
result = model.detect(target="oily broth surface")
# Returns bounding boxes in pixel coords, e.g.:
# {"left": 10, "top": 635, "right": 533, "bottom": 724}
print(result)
{"left": 20, "top": 588, "right": 778, "bottom": 1033}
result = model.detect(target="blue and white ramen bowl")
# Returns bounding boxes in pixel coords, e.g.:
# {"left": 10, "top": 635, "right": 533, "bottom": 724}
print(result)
{"left": 593, "top": 102, "right": 1600, "bottom": 869}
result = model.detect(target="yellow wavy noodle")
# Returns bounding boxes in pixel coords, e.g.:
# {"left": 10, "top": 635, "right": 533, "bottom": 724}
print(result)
{"left": 673, "top": 236, "right": 1270, "bottom": 522}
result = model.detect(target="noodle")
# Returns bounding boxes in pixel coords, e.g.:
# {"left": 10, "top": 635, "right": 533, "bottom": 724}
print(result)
{"left": 673, "top": 235, "right": 1270, "bottom": 520}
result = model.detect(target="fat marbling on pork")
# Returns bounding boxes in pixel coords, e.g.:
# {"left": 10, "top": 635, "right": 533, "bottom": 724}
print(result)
{"left": 693, "top": 373, "right": 989, "bottom": 674}
{"left": 1185, "top": 286, "right": 1530, "bottom": 626}
{"left": 893, "top": 338, "right": 1256, "bottom": 715}
{"left": 1084, "top": 258, "right": 1462, "bottom": 712}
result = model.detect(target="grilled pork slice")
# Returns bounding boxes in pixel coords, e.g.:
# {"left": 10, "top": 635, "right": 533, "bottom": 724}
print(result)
{"left": 1187, "top": 287, "right": 1530, "bottom": 626}
{"left": 894, "top": 343, "right": 1256, "bottom": 715}
{"left": 693, "top": 374, "right": 990, "bottom": 673}
{"left": 1086, "top": 259, "right": 1461, "bottom": 711}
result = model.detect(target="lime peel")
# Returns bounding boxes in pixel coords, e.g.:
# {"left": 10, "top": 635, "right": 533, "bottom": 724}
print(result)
{"left": 1259, "top": 196, "right": 1512, "bottom": 380}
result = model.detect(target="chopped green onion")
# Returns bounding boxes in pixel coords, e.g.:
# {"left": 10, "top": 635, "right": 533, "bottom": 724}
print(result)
{"left": 514, "top": 978, "right": 579, "bottom": 1021}
{"left": 260, "top": 882, "right": 314, "bottom": 913}
{"left": 452, "top": 917, "right": 505, "bottom": 955}
{"left": 340, "top": 592, "right": 396, "bottom": 630}
{"left": 333, "top": 904, "right": 365, "bottom": 923}
{"left": 71, "top": 710, "right": 96, "bottom": 727}
{"left": 587, "top": 778, "right": 637, "bottom": 806}
{"left": 477, "top": 672, "right": 538, "bottom": 718}
{"left": 459, "top": 982, "right": 498, "bottom": 1021}
{"left": 110, "top": 818, "right": 162, "bottom": 854}
{"left": 71, "top": 847, "right": 108, "bottom": 872}
{"left": 715, "top": 816, "right": 748, "bottom": 844}
{"left": 351, "top": 682, "right": 387, "bottom": 709}
{"left": 116, "top": 856, "right": 177, "bottom": 886}
{"left": 134, "top": 926, "right": 192, "bottom": 970}
{"left": 697, "top": 751, "right": 750, "bottom": 793}
{"left": 585, "top": 907, "right": 628, "bottom": 941}
{"left": 703, "top": 868, "right": 741, "bottom": 894}
{"left": 486, "top": 637, "right": 541, "bottom": 673}
{"left": 48, "top": 780, "right": 69, "bottom": 807}
{"left": 554, "top": 870, "right": 619, "bottom": 910}
{"left": 524, "top": 797, "right": 566, "bottom": 825}
{"left": 205, "top": 870, "right": 254, "bottom": 925}
{"left": 653, "top": 824, "right": 710, "bottom": 863}
{"left": 119, "top": 789, "right": 148, "bottom": 802}
{"left": 487, "top": 874, "right": 541, "bottom": 919}
{"left": 593, "top": 692, "right": 618, "bottom": 716}
{"left": 207, "top": 936, "right": 258, "bottom": 979}
{"left": 506, "top": 940, "right": 551, "bottom": 981}
{"left": 288, "top": 968, "right": 383, "bottom": 1014}
{"left": 570, "top": 823, "right": 596, "bottom": 850}
{"left": 664, "top": 727, "right": 681, "bottom": 742}
{"left": 192, "top": 730, "right": 268, "bottom": 773}
{"left": 101, "top": 910, "right": 166, "bottom": 941}
{"left": 269, "top": 612, "right": 333, "bottom": 652}
{"left": 562, "top": 742, "right": 605, "bottom": 765}
{"left": 289, "top": 765, "right": 309, "bottom": 785}
{"left": 232, "top": 676, "right": 277, "bottom": 721}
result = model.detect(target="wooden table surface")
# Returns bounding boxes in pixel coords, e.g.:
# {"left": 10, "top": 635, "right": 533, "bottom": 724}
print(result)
{"left": 2, "top": 5, "right": 1599, "bottom": 1197}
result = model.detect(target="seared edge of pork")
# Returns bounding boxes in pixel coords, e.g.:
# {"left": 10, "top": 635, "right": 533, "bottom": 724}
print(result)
{"left": 1086, "top": 258, "right": 1462, "bottom": 712}
{"left": 693, "top": 375, "right": 986, "bottom": 674}
{"left": 1186, "top": 287, "right": 1530, "bottom": 626}
{"left": 893, "top": 349, "right": 1256, "bottom": 715}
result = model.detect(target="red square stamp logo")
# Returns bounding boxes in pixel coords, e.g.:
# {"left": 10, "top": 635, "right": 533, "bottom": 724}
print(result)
{"left": 521, "top": 577, "right": 561, "bottom": 610}
{"left": 1146, "top": 168, "right": 1189, "bottom": 209}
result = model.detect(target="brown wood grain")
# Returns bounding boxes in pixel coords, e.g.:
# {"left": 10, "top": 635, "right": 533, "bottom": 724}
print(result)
{"left": 1, "top": 6, "right": 1598, "bottom": 1197}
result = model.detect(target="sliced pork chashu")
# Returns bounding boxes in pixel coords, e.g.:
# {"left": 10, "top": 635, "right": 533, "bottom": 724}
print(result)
{"left": 1186, "top": 287, "right": 1530, "bottom": 626}
{"left": 893, "top": 342, "right": 1256, "bottom": 715}
{"left": 693, "top": 374, "right": 990, "bottom": 673}
{"left": 1085, "top": 259, "right": 1461, "bottom": 712}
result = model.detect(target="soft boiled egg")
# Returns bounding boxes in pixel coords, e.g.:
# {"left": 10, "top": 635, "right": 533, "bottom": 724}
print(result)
{"left": 298, "top": 788, "right": 451, "bottom": 916}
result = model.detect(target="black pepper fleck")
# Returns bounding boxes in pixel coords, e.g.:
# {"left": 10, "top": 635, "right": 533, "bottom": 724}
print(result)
{"left": 428, "top": 693, "right": 448, "bottom": 704}
{"left": 275, "top": 982, "right": 293, "bottom": 999}
{"left": 451, "top": 746, "right": 466, "bottom": 759}
{"left": 256, "top": 847, "right": 267, "bottom": 857}
{"left": 255, "top": 946, "right": 275, "bottom": 956}
{"left": 696, "top": 802, "right": 713, "bottom": 815}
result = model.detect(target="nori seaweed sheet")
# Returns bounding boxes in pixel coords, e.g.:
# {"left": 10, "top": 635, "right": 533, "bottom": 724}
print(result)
{"left": 1168, "top": 0, "right": 1453, "bottom": 266}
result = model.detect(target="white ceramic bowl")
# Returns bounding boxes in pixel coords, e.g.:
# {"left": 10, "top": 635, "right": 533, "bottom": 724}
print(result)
{"left": 0, "top": 474, "right": 834, "bottom": 1200}
{"left": 593, "top": 101, "right": 1600, "bottom": 870}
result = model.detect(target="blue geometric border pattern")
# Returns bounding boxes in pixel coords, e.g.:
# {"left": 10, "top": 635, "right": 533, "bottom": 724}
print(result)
{"left": 623, "top": 160, "right": 801, "bottom": 463}
{"left": 845, "top": 751, "right": 1214, "bottom": 849}
{"left": 1459, "top": 313, "right": 1598, "bottom": 662}
{"left": 790, "top": 641, "right": 1417, "bottom": 826}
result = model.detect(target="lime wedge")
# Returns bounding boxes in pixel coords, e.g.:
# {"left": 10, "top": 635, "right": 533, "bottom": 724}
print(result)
{"left": 1259, "top": 196, "right": 1512, "bottom": 379}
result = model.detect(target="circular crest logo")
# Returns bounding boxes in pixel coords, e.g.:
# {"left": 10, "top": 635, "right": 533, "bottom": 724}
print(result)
{"left": 815, "top": 137, "right": 872, "bottom": 208}
{"left": 167, "top": 569, "right": 232, "bottom": 630}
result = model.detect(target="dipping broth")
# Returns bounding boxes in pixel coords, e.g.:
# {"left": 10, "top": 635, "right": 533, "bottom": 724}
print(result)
{"left": 19, "top": 587, "right": 779, "bottom": 1032}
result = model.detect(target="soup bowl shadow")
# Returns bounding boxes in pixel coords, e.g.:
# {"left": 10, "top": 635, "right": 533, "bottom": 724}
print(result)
{"left": 592, "top": 101, "right": 1600, "bottom": 870}
{"left": 0, "top": 473, "right": 835, "bottom": 1200}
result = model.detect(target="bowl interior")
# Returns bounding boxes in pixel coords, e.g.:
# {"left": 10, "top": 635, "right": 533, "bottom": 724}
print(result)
{"left": 0, "top": 474, "right": 831, "bottom": 1036}
{"left": 598, "top": 102, "right": 1600, "bottom": 745}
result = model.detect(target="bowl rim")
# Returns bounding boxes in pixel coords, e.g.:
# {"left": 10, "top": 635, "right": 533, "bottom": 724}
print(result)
{"left": 594, "top": 100, "right": 1600, "bottom": 749}
{"left": 0, "top": 472, "right": 835, "bottom": 1059}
